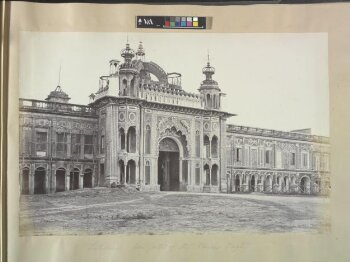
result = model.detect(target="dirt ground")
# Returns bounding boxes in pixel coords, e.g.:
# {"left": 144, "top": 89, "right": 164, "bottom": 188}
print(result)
{"left": 19, "top": 188, "right": 330, "bottom": 235}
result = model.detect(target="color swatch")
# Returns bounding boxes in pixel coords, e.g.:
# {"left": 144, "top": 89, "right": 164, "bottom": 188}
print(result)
{"left": 164, "top": 16, "right": 202, "bottom": 28}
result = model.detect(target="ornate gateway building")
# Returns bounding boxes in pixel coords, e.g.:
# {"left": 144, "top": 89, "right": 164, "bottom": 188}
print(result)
{"left": 19, "top": 42, "right": 330, "bottom": 195}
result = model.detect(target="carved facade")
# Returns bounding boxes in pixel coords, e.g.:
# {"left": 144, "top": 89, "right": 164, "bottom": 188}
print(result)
{"left": 19, "top": 42, "right": 330, "bottom": 195}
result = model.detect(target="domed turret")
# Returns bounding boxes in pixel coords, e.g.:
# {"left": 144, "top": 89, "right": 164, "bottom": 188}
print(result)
{"left": 198, "top": 53, "right": 221, "bottom": 110}
{"left": 119, "top": 41, "right": 138, "bottom": 97}
{"left": 120, "top": 42, "right": 135, "bottom": 65}
{"left": 46, "top": 85, "right": 70, "bottom": 103}
{"left": 136, "top": 41, "right": 145, "bottom": 61}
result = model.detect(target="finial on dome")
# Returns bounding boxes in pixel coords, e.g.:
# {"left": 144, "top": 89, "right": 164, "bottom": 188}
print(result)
{"left": 207, "top": 49, "right": 210, "bottom": 65}
{"left": 57, "top": 63, "right": 61, "bottom": 87}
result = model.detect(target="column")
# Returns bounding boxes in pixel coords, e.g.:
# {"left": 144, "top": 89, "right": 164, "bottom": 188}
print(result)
{"left": 208, "top": 167, "right": 211, "bottom": 186}
{"left": 179, "top": 157, "right": 183, "bottom": 183}
{"left": 29, "top": 164, "right": 35, "bottom": 195}
{"left": 79, "top": 170, "right": 83, "bottom": 189}
{"left": 51, "top": 164, "right": 56, "bottom": 193}
{"left": 135, "top": 162, "right": 139, "bottom": 186}
{"left": 139, "top": 108, "right": 144, "bottom": 185}
{"left": 124, "top": 163, "right": 127, "bottom": 184}
{"left": 65, "top": 171, "right": 70, "bottom": 191}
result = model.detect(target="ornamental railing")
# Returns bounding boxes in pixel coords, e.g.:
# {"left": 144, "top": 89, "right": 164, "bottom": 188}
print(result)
{"left": 19, "top": 99, "right": 96, "bottom": 117}
{"left": 226, "top": 124, "right": 329, "bottom": 144}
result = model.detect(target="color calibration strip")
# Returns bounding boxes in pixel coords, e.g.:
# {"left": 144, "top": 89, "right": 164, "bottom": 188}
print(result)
{"left": 136, "top": 16, "right": 206, "bottom": 29}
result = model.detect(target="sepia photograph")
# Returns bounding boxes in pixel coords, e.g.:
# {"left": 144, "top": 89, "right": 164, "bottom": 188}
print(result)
{"left": 18, "top": 32, "right": 330, "bottom": 236}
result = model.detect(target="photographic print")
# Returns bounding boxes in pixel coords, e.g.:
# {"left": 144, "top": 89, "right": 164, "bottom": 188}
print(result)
{"left": 18, "top": 32, "right": 330, "bottom": 236}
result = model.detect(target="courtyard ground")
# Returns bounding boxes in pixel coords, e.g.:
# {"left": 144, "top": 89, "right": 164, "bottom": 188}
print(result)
{"left": 19, "top": 188, "right": 330, "bottom": 235}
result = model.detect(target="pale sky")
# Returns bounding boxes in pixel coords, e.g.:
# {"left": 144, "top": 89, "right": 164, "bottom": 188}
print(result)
{"left": 19, "top": 32, "right": 329, "bottom": 136}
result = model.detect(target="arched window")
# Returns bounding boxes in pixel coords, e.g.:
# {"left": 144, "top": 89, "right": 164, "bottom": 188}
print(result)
{"left": 203, "top": 135, "right": 210, "bottom": 158}
{"left": 121, "top": 79, "right": 127, "bottom": 96}
{"left": 211, "top": 135, "right": 218, "bottom": 158}
{"left": 145, "top": 125, "right": 151, "bottom": 154}
{"left": 127, "top": 127, "right": 136, "bottom": 153}
{"left": 206, "top": 94, "right": 211, "bottom": 108}
{"left": 119, "top": 128, "right": 125, "bottom": 150}
{"left": 130, "top": 77, "right": 135, "bottom": 97}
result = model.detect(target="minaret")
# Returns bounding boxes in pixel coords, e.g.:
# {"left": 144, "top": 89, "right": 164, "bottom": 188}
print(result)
{"left": 136, "top": 41, "right": 145, "bottom": 61}
{"left": 198, "top": 53, "right": 221, "bottom": 110}
{"left": 119, "top": 40, "right": 138, "bottom": 97}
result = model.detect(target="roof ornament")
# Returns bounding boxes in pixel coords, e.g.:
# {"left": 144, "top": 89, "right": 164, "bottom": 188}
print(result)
{"left": 202, "top": 50, "right": 215, "bottom": 81}
{"left": 45, "top": 63, "right": 70, "bottom": 103}
{"left": 57, "top": 63, "right": 61, "bottom": 87}
{"left": 136, "top": 41, "right": 146, "bottom": 61}
{"left": 121, "top": 33, "right": 135, "bottom": 64}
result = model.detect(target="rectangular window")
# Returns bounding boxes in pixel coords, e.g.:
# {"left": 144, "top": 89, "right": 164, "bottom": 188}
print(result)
{"left": 236, "top": 148, "right": 242, "bottom": 162}
{"left": 100, "top": 135, "right": 105, "bottom": 154}
{"left": 251, "top": 149, "right": 257, "bottom": 167}
{"left": 36, "top": 131, "right": 47, "bottom": 157}
{"left": 302, "top": 153, "right": 308, "bottom": 168}
{"left": 22, "top": 127, "right": 32, "bottom": 155}
{"left": 56, "top": 132, "right": 67, "bottom": 157}
{"left": 71, "top": 134, "right": 81, "bottom": 156}
{"left": 291, "top": 152, "right": 296, "bottom": 166}
{"left": 195, "top": 167, "right": 200, "bottom": 185}
{"left": 265, "top": 150, "right": 270, "bottom": 164}
{"left": 84, "top": 135, "right": 93, "bottom": 155}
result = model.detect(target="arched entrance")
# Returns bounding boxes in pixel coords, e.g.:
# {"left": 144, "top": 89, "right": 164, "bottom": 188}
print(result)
{"left": 158, "top": 137, "right": 180, "bottom": 191}
{"left": 83, "top": 169, "right": 93, "bottom": 188}
{"left": 119, "top": 160, "right": 125, "bottom": 184}
{"left": 264, "top": 175, "right": 272, "bottom": 192}
{"left": 300, "top": 176, "right": 311, "bottom": 194}
{"left": 204, "top": 164, "right": 210, "bottom": 185}
{"left": 70, "top": 168, "right": 80, "bottom": 190}
{"left": 56, "top": 168, "right": 66, "bottom": 192}
{"left": 34, "top": 167, "right": 46, "bottom": 194}
{"left": 235, "top": 175, "right": 240, "bottom": 192}
{"left": 211, "top": 164, "right": 218, "bottom": 186}
{"left": 21, "top": 168, "right": 30, "bottom": 195}
{"left": 126, "top": 160, "right": 136, "bottom": 184}
{"left": 250, "top": 175, "right": 255, "bottom": 192}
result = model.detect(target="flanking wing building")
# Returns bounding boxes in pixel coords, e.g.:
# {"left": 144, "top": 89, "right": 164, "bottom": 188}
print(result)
{"left": 19, "top": 42, "right": 330, "bottom": 195}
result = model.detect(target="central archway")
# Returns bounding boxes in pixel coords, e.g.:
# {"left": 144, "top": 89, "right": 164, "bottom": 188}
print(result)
{"left": 158, "top": 137, "right": 180, "bottom": 191}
